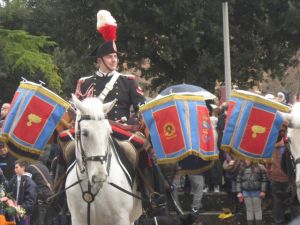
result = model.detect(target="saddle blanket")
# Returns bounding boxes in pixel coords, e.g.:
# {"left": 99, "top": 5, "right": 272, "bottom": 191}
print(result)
{"left": 58, "top": 122, "right": 145, "bottom": 150}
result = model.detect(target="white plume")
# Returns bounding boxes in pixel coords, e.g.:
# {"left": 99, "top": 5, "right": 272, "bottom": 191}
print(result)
{"left": 97, "top": 10, "right": 117, "bottom": 29}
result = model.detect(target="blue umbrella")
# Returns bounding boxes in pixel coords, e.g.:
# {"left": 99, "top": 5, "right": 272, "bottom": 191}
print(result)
{"left": 157, "top": 84, "right": 217, "bottom": 100}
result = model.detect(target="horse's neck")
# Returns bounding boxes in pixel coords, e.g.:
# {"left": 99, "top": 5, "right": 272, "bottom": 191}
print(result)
{"left": 289, "top": 128, "right": 300, "bottom": 159}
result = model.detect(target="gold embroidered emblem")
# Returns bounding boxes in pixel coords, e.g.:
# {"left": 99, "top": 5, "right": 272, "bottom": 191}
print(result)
{"left": 163, "top": 123, "right": 177, "bottom": 140}
{"left": 27, "top": 113, "right": 42, "bottom": 126}
{"left": 251, "top": 125, "right": 266, "bottom": 138}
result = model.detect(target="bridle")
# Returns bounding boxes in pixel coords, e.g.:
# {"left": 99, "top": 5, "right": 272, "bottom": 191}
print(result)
{"left": 69, "top": 111, "right": 158, "bottom": 225}
{"left": 74, "top": 113, "right": 113, "bottom": 225}
{"left": 75, "top": 114, "right": 112, "bottom": 175}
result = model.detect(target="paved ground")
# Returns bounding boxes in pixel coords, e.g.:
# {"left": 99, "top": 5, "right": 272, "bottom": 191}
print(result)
{"left": 173, "top": 191, "right": 274, "bottom": 225}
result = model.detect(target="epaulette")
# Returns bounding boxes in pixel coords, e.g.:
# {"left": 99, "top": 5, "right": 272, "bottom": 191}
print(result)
{"left": 121, "top": 74, "right": 136, "bottom": 80}
{"left": 78, "top": 75, "right": 94, "bottom": 82}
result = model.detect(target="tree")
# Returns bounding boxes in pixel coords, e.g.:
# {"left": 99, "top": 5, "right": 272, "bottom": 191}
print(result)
{"left": 0, "top": 28, "right": 62, "bottom": 101}
{"left": 1, "top": 0, "right": 300, "bottom": 98}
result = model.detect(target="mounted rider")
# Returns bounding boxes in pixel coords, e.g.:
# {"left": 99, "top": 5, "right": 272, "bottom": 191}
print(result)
{"left": 74, "top": 10, "right": 167, "bottom": 211}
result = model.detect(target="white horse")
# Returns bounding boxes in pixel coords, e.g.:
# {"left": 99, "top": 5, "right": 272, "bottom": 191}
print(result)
{"left": 65, "top": 94, "right": 142, "bottom": 225}
{"left": 279, "top": 102, "right": 300, "bottom": 201}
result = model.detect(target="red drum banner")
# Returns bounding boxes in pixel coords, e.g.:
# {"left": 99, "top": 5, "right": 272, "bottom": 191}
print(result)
{"left": 221, "top": 90, "right": 290, "bottom": 161}
{"left": 140, "top": 94, "right": 218, "bottom": 165}
{"left": 0, "top": 81, "right": 70, "bottom": 160}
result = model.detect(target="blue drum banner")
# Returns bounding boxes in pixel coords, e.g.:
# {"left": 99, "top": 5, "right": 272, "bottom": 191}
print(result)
{"left": 140, "top": 94, "right": 218, "bottom": 164}
{"left": 221, "top": 90, "right": 290, "bottom": 161}
{"left": 0, "top": 82, "right": 70, "bottom": 160}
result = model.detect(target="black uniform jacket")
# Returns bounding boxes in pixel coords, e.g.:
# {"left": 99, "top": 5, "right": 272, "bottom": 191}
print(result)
{"left": 75, "top": 71, "right": 145, "bottom": 121}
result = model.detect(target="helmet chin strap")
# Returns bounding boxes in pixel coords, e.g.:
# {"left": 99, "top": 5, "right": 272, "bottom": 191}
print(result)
{"left": 100, "top": 57, "right": 118, "bottom": 74}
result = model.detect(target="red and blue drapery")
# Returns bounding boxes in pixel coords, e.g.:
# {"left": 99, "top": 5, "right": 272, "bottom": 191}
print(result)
{"left": 221, "top": 90, "right": 290, "bottom": 162}
{"left": 140, "top": 94, "right": 218, "bottom": 168}
{"left": 0, "top": 82, "right": 70, "bottom": 160}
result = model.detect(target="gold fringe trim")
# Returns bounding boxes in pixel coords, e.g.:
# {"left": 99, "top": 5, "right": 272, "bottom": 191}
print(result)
{"left": 157, "top": 149, "right": 219, "bottom": 165}
{"left": 20, "top": 83, "right": 70, "bottom": 109}
{"left": 177, "top": 160, "right": 215, "bottom": 176}
{"left": 140, "top": 94, "right": 205, "bottom": 112}
{"left": 232, "top": 91, "right": 290, "bottom": 112}
{"left": 221, "top": 145, "right": 272, "bottom": 163}
{"left": 1, "top": 133, "right": 43, "bottom": 155}
{"left": 9, "top": 150, "right": 37, "bottom": 163}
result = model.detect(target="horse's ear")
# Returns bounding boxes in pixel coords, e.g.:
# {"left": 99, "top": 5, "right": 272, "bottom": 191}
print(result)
{"left": 103, "top": 99, "right": 117, "bottom": 115}
{"left": 71, "top": 94, "right": 85, "bottom": 113}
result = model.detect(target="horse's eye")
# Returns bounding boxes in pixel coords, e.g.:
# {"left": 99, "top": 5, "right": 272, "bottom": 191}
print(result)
{"left": 81, "top": 130, "right": 89, "bottom": 137}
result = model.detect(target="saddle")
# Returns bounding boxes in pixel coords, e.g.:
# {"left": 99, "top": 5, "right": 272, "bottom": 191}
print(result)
{"left": 58, "top": 121, "right": 150, "bottom": 152}
{"left": 57, "top": 121, "right": 151, "bottom": 173}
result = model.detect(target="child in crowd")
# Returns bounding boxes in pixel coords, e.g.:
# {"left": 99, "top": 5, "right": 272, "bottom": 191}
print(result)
{"left": 223, "top": 152, "right": 243, "bottom": 213}
{"left": 236, "top": 159, "right": 267, "bottom": 225}
{"left": 0, "top": 159, "right": 37, "bottom": 225}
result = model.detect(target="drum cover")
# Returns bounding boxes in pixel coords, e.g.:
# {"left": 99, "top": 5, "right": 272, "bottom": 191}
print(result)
{"left": 0, "top": 81, "right": 70, "bottom": 160}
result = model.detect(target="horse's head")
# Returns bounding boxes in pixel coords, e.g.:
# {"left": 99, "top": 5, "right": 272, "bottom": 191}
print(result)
{"left": 72, "top": 94, "right": 116, "bottom": 185}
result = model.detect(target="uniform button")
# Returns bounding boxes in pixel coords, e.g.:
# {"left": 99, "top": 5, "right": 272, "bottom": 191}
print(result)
{"left": 115, "top": 104, "right": 118, "bottom": 106}
{"left": 93, "top": 83, "right": 95, "bottom": 85}
{"left": 116, "top": 93, "right": 119, "bottom": 95}
{"left": 114, "top": 118, "right": 117, "bottom": 120}
{"left": 114, "top": 111, "right": 117, "bottom": 113}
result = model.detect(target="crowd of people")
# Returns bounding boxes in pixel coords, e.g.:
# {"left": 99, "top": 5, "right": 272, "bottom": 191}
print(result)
{"left": 169, "top": 91, "right": 300, "bottom": 225}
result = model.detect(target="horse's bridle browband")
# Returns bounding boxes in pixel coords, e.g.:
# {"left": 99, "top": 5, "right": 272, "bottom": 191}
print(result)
{"left": 76, "top": 114, "right": 110, "bottom": 168}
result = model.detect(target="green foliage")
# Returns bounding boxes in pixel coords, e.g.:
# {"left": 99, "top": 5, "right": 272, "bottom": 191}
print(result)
{"left": 0, "top": 28, "right": 62, "bottom": 101}
{"left": 1, "top": 0, "right": 300, "bottom": 98}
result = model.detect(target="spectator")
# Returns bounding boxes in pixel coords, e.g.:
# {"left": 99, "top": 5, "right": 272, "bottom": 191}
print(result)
{"left": 188, "top": 174, "right": 205, "bottom": 213}
{"left": 1, "top": 158, "right": 37, "bottom": 225}
{"left": 265, "top": 124, "right": 292, "bottom": 225}
{"left": 171, "top": 173, "right": 204, "bottom": 214}
{"left": 0, "top": 142, "right": 16, "bottom": 180}
{"left": 203, "top": 161, "right": 222, "bottom": 193}
{"left": 277, "top": 91, "right": 290, "bottom": 106}
{"left": 223, "top": 152, "right": 243, "bottom": 213}
{"left": 0, "top": 103, "right": 10, "bottom": 120}
{"left": 236, "top": 160, "right": 267, "bottom": 225}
